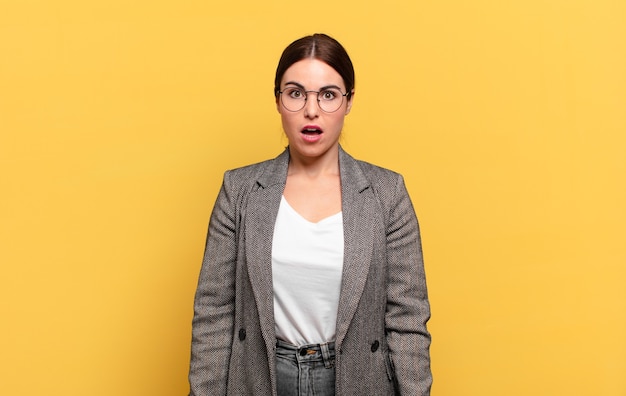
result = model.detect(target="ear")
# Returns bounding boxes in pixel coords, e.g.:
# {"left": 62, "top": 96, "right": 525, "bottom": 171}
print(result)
{"left": 345, "top": 90, "right": 355, "bottom": 115}
{"left": 276, "top": 95, "right": 282, "bottom": 114}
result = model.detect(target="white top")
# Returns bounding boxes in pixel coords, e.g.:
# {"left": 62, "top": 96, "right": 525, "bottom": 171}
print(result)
{"left": 272, "top": 196, "right": 344, "bottom": 346}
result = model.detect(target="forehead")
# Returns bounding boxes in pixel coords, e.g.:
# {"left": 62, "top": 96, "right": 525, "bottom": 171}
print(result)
{"left": 281, "top": 59, "right": 344, "bottom": 89}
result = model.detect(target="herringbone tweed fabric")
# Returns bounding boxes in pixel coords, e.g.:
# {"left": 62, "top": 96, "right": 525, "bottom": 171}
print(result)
{"left": 189, "top": 146, "right": 431, "bottom": 395}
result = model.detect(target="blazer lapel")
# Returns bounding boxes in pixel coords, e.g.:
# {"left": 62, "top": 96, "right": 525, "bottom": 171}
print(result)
{"left": 335, "top": 147, "right": 376, "bottom": 347}
{"left": 243, "top": 149, "right": 289, "bottom": 352}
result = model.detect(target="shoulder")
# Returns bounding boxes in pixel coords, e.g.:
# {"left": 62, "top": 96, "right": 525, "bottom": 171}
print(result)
{"left": 340, "top": 149, "right": 413, "bottom": 219}
{"left": 356, "top": 159, "right": 408, "bottom": 208}
{"left": 341, "top": 148, "right": 405, "bottom": 191}
{"left": 222, "top": 149, "right": 289, "bottom": 190}
{"left": 355, "top": 158, "right": 402, "bottom": 183}
{"left": 224, "top": 158, "right": 273, "bottom": 182}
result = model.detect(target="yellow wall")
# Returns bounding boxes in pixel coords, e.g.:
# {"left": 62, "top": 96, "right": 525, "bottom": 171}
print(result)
{"left": 1, "top": 0, "right": 624, "bottom": 394}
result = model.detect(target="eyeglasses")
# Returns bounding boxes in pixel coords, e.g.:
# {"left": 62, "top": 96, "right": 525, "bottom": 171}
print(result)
{"left": 278, "top": 86, "right": 349, "bottom": 113}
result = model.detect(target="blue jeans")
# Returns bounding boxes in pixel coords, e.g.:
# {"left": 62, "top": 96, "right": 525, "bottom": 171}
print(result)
{"left": 275, "top": 339, "right": 336, "bottom": 396}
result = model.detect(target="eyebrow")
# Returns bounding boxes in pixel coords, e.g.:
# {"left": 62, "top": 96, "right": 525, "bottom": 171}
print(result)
{"left": 283, "top": 81, "right": 343, "bottom": 91}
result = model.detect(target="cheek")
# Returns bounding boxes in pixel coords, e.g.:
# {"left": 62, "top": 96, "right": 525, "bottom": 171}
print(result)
{"left": 280, "top": 112, "right": 296, "bottom": 132}
{"left": 330, "top": 114, "right": 346, "bottom": 130}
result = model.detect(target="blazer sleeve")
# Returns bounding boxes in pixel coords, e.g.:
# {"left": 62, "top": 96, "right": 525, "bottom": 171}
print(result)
{"left": 189, "top": 172, "right": 238, "bottom": 396}
{"left": 385, "top": 174, "right": 432, "bottom": 395}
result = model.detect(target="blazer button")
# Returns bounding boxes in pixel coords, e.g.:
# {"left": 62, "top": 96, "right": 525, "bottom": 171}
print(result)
{"left": 238, "top": 328, "right": 246, "bottom": 341}
{"left": 371, "top": 340, "right": 380, "bottom": 352}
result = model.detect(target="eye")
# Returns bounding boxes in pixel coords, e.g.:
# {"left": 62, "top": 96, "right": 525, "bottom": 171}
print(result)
{"left": 286, "top": 87, "right": 304, "bottom": 99}
{"left": 320, "top": 89, "right": 338, "bottom": 101}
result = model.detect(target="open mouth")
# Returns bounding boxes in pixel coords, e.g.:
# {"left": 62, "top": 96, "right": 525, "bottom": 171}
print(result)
{"left": 301, "top": 127, "right": 323, "bottom": 135}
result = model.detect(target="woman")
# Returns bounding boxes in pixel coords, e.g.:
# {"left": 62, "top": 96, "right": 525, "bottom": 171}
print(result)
{"left": 189, "top": 33, "right": 432, "bottom": 395}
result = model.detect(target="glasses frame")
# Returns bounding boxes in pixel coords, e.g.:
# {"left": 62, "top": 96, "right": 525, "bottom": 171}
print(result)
{"left": 278, "top": 86, "right": 350, "bottom": 113}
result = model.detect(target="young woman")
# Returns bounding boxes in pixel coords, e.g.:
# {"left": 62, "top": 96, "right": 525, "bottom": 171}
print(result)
{"left": 189, "top": 33, "right": 432, "bottom": 396}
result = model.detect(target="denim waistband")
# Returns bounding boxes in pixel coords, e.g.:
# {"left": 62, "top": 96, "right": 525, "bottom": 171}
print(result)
{"left": 276, "top": 339, "right": 335, "bottom": 369}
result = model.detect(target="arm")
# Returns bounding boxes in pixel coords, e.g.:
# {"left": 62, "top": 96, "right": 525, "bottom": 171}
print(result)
{"left": 385, "top": 175, "right": 432, "bottom": 395}
{"left": 189, "top": 172, "right": 238, "bottom": 396}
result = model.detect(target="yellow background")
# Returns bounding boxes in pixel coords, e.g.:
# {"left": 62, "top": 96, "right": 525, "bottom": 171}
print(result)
{"left": 1, "top": 0, "right": 625, "bottom": 395}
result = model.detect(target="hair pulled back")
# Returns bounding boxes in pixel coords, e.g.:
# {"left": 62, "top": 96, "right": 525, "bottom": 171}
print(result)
{"left": 274, "top": 33, "right": 355, "bottom": 99}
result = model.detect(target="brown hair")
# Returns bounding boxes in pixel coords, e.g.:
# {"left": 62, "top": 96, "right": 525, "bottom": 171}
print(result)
{"left": 274, "top": 33, "right": 355, "bottom": 99}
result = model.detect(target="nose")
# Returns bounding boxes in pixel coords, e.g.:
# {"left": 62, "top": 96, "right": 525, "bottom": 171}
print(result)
{"left": 303, "top": 94, "right": 319, "bottom": 118}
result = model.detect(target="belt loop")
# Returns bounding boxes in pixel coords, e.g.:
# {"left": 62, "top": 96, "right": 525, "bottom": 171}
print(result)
{"left": 320, "top": 342, "right": 334, "bottom": 368}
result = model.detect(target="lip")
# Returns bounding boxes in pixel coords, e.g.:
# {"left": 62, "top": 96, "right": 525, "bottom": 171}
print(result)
{"left": 300, "top": 124, "right": 323, "bottom": 143}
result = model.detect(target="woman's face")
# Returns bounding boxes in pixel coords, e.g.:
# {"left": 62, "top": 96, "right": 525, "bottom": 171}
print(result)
{"left": 277, "top": 58, "right": 353, "bottom": 162}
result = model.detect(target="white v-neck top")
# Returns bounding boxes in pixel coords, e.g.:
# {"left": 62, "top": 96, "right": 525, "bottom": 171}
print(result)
{"left": 272, "top": 196, "right": 344, "bottom": 346}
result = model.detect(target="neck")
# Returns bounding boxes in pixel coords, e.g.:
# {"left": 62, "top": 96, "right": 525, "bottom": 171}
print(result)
{"left": 287, "top": 145, "right": 340, "bottom": 177}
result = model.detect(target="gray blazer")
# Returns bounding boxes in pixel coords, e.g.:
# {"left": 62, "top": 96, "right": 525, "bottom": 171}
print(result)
{"left": 189, "top": 147, "right": 431, "bottom": 395}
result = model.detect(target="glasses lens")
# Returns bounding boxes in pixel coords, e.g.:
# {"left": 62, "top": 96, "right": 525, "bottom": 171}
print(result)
{"left": 318, "top": 88, "right": 344, "bottom": 113}
{"left": 281, "top": 87, "right": 306, "bottom": 112}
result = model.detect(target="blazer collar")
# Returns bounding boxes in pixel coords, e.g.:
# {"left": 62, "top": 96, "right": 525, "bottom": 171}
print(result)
{"left": 255, "top": 148, "right": 289, "bottom": 189}
{"left": 338, "top": 145, "right": 371, "bottom": 194}
{"left": 255, "top": 145, "right": 371, "bottom": 193}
